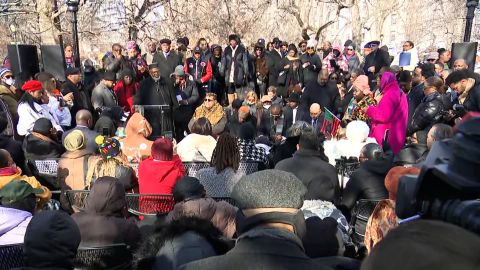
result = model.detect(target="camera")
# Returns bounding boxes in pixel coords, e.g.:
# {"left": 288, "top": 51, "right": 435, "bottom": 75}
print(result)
{"left": 57, "top": 96, "right": 66, "bottom": 107}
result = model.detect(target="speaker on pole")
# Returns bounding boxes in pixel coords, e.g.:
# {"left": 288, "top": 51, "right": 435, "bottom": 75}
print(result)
{"left": 451, "top": 42, "right": 478, "bottom": 72}
{"left": 7, "top": 44, "right": 40, "bottom": 80}
{"left": 40, "top": 45, "right": 66, "bottom": 81}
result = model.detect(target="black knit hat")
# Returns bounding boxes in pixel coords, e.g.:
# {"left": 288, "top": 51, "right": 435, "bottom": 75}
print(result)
{"left": 232, "top": 170, "right": 306, "bottom": 209}
{"left": 32, "top": 118, "right": 53, "bottom": 136}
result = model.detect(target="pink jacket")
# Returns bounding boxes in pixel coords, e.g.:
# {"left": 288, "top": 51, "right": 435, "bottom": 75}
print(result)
{"left": 366, "top": 72, "right": 408, "bottom": 154}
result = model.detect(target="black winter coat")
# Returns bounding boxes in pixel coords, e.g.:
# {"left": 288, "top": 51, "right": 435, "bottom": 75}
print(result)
{"left": 341, "top": 159, "right": 392, "bottom": 211}
{"left": 153, "top": 51, "right": 183, "bottom": 85}
{"left": 461, "top": 80, "right": 480, "bottom": 115}
{"left": 221, "top": 45, "right": 249, "bottom": 87}
{"left": 409, "top": 92, "right": 446, "bottom": 135}
{"left": 300, "top": 81, "right": 337, "bottom": 114}
{"left": 275, "top": 149, "right": 339, "bottom": 203}
{"left": 23, "top": 134, "right": 65, "bottom": 160}
{"left": 0, "top": 135, "right": 27, "bottom": 174}
{"left": 300, "top": 53, "right": 322, "bottom": 85}
{"left": 266, "top": 50, "right": 284, "bottom": 87}
{"left": 407, "top": 83, "right": 425, "bottom": 130}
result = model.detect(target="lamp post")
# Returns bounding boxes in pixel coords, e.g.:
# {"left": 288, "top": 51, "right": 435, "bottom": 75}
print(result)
{"left": 66, "top": 0, "right": 81, "bottom": 68}
{"left": 464, "top": 0, "right": 479, "bottom": 42}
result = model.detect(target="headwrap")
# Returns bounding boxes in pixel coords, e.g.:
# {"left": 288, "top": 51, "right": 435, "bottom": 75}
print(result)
{"left": 126, "top": 40, "right": 137, "bottom": 50}
{"left": 353, "top": 75, "right": 371, "bottom": 95}
{"left": 95, "top": 135, "right": 121, "bottom": 160}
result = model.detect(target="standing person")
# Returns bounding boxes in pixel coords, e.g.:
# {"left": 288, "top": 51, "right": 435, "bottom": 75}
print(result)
{"left": 143, "top": 39, "right": 158, "bottom": 65}
{"left": 365, "top": 71, "right": 408, "bottom": 154}
{"left": 266, "top": 37, "right": 284, "bottom": 88}
{"left": 61, "top": 67, "right": 92, "bottom": 126}
{"left": 363, "top": 41, "right": 391, "bottom": 90}
{"left": 103, "top": 43, "right": 129, "bottom": 80}
{"left": 345, "top": 75, "right": 377, "bottom": 123}
{"left": 114, "top": 69, "right": 138, "bottom": 113}
{"left": 153, "top": 38, "right": 183, "bottom": 85}
{"left": 320, "top": 41, "right": 333, "bottom": 60}
{"left": 185, "top": 46, "right": 212, "bottom": 103}
{"left": 391, "top": 41, "right": 419, "bottom": 72}
{"left": 91, "top": 71, "right": 118, "bottom": 116}
{"left": 343, "top": 41, "right": 361, "bottom": 72}
{"left": 300, "top": 70, "right": 337, "bottom": 113}
{"left": 64, "top": 44, "right": 75, "bottom": 68}
{"left": 253, "top": 41, "right": 269, "bottom": 96}
{"left": 437, "top": 48, "right": 451, "bottom": 70}
{"left": 197, "top": 37, "right": 211, "bottom": 59}
{"left": 222, "top": 34, "right": 249, "bottom": 104}
{"left": 126, "top": 41, "right": 148, "bottom": 82}
{"left": 171, "top": 66, "right": 199, "bottom": 141}
{"left": 17, "top": 80, "right": 62, "bottom": 136}
{"left": 195, "top": 133, "right": 244, "bottom": 197}
{"left": 209, "top": 44, "right": 226, "bottom": 103}
{"left": 0, "top": 68, "right": 19, "bottom": 126}
{"left": 409, "top": 63, "right": 436, "bottom": 127}
{"left": 322, "top": 45, "right": 349, "bottom": 75}
{"left": 279, "top": 44, "right": 304, "bottom": 98}
{"left": 300, "top": 40, "right": 322, "bottom": 85}
{"left": 134, "top": 63, "right": 178, "bottom": 138}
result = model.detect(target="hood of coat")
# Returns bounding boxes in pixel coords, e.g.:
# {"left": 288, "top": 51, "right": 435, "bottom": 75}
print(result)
{"left": 84, "top": 176, "right": 126, "bottom": 216}
{"left": 0, "top": 206, "right": 32, "bottom": 235}
{"left": 125, "top": 112, "right": 152, "bottom": 138}
{"left": 361, "top": 158, "right": 394, "bottom": 176}
{"left": 23, "top": 210, "right": 80, "bottom": 269}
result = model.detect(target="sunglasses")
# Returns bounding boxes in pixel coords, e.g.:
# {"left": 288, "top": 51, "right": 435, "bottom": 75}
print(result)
{"left": 347, "top": 48, "right": 354, "bottom": 51}
{"left": 204, "top": 98, "right": 214, "bottom": 102}
{"left": 300, "top": 45, "right": 307, "bottom": 48}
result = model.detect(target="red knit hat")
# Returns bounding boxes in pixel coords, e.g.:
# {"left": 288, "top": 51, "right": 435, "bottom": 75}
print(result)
{"left": 151, "top": 137, "right": 173, "bottom": 161}
{"left": 21, "top": 80, "right": 43, "bottom": 93}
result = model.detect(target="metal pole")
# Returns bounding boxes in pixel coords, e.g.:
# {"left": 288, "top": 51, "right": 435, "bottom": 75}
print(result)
{"left": 71, "top": 10, "right": 80, "bottom": 68}
{"left": 464, "top": 0, "right": 479, "bottom": 42}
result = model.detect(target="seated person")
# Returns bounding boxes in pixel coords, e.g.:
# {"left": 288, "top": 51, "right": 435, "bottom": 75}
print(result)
{"left": 86, "top": 136, "right": 138, "bottom": 192}
{"left": 23, "top": 117, "right": 65, "bottom": 160}
{"left": 237, "top": 123, "right": 267, "bottom": 167}
{"left": 138, "top": 137, "right": 186, "bottom": 195}
{"left": 0, "top": 149, "right": 51, "bottom": 207}
{"left": 58, "top": 130, "right": 95, "bottom": 191}
{"left": 21, "top": 210, "right": 81, "bottom": 270}
{"left": 94, "top": 113, "right": 117, "bottom": 137}
{"left": 166, "top": 176, "right": 237, "bottom": 238}
{"left": 0, "top": 180, "right": 40, "bottom": 245}
{"left": 72, "top": 176, "right": 141, "bottom": 250}
{"left": 258, "top": 103, "right": 288, "bottom": 142}
{"left": 196, "top": 133, "right": 244, "bottom": 197}
{"left": 119, "top": 112, "right": 154, "bottom": 163}
{"left": 0, "top": 115, "right": 27, "bottom": 173}
{"left": 188, "top": 93, "right": 227, "bottom": 136}
{"left": 176, "top": 117, "right": 217, "bottom": 162}
{"left": 268, "top": 121, "right": 312, "bottom": 167}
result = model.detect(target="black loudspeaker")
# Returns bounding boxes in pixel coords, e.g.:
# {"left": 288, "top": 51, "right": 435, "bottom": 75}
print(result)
{"left": 41, "top": 45, "right": 66, "bottom": 81}
{"left": 451, "top": 42, "right": 478, "bottom": 72}
{"left": 7, "top": 44, "right": 40, "bottom": 79}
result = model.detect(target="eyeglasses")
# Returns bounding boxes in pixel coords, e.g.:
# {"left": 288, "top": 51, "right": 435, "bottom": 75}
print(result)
{"left": 300, "top": 44, "right": 307, "bottom": 48}
{"left": 204, "top": 98, "right": 214, "bottom": 102}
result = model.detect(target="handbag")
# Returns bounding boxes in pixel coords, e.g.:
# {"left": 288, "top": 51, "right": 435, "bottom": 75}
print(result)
{"left": 277, "top": 70, "right": 287, "bottom": 86}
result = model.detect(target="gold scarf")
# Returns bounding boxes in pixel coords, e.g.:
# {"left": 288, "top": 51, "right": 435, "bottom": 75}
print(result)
{"left": 31, "top": 131, "right": 55, "bottom": 144}
{"left": 193, "top": 102, "right": 225, "bottom": 126}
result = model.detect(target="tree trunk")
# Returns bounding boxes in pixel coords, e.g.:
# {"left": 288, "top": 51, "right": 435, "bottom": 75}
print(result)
{"left": 37, "top": 0, "right": 61, "bottom": 44}
{"left": 351, "top": 0, "right": 363, "bottom": 47}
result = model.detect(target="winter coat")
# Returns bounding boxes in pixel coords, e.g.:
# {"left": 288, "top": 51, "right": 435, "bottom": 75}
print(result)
{"left": 275, "top": 148, "right": 340, "bottom": 203}
{"left": 16, "top": 102, "right": 62, "bottom": 136}
{"left": 176, "top": 133, "right": 217, "bottom": 162}
{"left": 221, "top": 44, "right": 249, "bottom": 87}
{"left": 114, "top": 80, "right": 139, "bottom": 113}
{"left": 134, "top": 217, "right": 231, "bottom": 270}
{"left": 278, "top": 56, "right": 304, "bottom": 97}
{"left": 179, "top": 228, "right": 332, "bottom": 270}
{"left": 91, "top": 82, "right": 118, "bottom": 115}
{"left": 0, "top": 84, "right": 19, "bottom": 123}
{"left": 0, "top": 135, "right": 27, "bottom": 173}
{"left": 185, "top": 56, "right": 213, "bottom": 84}
{"left": 345, "top": 53, "right": 361, "bottom": 72}
{"left": 119, "top": 113, "right": 154, "bottom": 162}
{"left": 138, "top": 155, "right": 186, "bottom": 195}
{"left": 461, "top": 79, "right": 480, "bottom": 114}
{"left": 409, "top": 92, "right": 446, "bottom": 135}
{"left": 407, "top": 83, "right": 425, "bottom": 128}
{"left": 71, "top": 177, "right": 141, "bottom": 249}
{"left": 152, "top": 51, "right": 183, "bottom": 85}
{"left": 103, "top": 54, "right": 130, "bottom": 80}
{"left": 196, "top": 167, "right": 244, "bottom": 197}
{"left": 340, "top": 159, "right": 392, "bottom": 210}
{"left": 366, "top": 72, "right": 408, "bottom": 154}
{"left": 300, "top": 80, "right": 337, "bottom": 113}
{"left": 61, "top": 79, "right": 92, "bottom": 125}
{"left": 363, "top": 48, "right": 391, "bottom": 88}
{"left": 0, "top": 171, "right": 51, "bottom": 207}
{"left": 167, "top": 198, "right": 237, "bottom": 238}
{"left": 0, "top": 206, "right": 32, "bottom": 245}
{"left": 23, "top": 133, "right": 65, "bottom": 160}
{"left": 58, "top": 149, "right": 94, "bottom": 191}
{"left": 300, "top": 53, "right": 322, "bottom": 85}
{"left": 266, "top": 49, "right": 284, "bottom": 87}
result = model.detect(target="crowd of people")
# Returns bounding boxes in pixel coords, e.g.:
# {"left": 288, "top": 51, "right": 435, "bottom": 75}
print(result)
{"left": 0, "top": 34, "right": 479, "bottom": 270}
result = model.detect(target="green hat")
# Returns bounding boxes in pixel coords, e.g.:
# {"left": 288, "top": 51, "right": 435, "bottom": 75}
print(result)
{"left": 0, "top": 180, "right": 43, "bottom": 205}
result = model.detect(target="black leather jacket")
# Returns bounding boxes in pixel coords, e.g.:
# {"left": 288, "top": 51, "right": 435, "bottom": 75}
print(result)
{"left": 409, "top": 92, "right": 446, "bottom": 135}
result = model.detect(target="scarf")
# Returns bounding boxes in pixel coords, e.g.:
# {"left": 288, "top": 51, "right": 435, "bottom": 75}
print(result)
{"left": 31, "top": 131, "right": 56, "bottom": 144}
{"left": 0, "top": 166, "right": 19, "bottom": 176}
{"left": 193, "top": 102, "right": 225, "bottom": 126}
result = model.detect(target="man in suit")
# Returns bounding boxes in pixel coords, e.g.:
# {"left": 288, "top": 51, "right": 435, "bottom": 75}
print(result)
{"left": 153, "top": 38, "right": 183, "bottom": 85}
{"left": 303, "top": 103, "right": 325, "bottom": 134}
{"left": 266, "top": 37, "right": 283, "bottom": 88}
{"left": 258, "top": 103, "right": 288, "bottom": 143}
{"left": 284, "top": 93, "right": 304, "bottom": 130}
{"left": 62, "top": 110, "right": 99, "bottom": 153}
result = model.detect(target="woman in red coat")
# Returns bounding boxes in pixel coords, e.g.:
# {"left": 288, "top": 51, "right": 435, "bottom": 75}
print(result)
{"left": 114, "top": 69, "right": 139, "bottom": 113}
{"left": 138, "top": 137, "right": 186, "bottom": 195}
